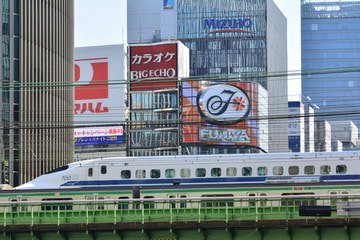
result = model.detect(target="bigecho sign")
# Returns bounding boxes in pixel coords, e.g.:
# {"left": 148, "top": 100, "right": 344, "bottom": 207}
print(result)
{"left": 129, "top": 43, "right": 178, "bottom": 90}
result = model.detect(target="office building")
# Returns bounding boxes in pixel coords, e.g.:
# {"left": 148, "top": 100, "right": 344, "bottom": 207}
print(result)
{"left": 0, "top": 1, "right": 74, "bottom": 186}
{"left": 301, "top": 0, "right": 360, "bottom": 130}
{"left": 128, "top": 0, "right": 288, "bottom": 154}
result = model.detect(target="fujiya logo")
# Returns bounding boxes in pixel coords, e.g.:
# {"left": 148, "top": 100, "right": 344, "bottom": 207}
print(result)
{"left": 197, "top": 84, "right": 250, "bottom": 125}
{"left": 204, "top": 18, "right": 253, "bottom": 34}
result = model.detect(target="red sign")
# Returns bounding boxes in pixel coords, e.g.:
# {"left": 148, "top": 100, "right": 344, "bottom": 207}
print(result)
{"left": 74, "top": 58, "right": 109, "bottom": 100}
{"left": 130, "top": 43, "right": 177, "bottom": 90}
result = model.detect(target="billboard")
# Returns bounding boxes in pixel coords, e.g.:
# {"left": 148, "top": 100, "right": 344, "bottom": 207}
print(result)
{"left": 129, "top": 42, "right": 178, "bottom": 91}
{"left": 288, "top": 101, "right": 305, "bottom": 152}
{"left": 74, "top": 45, "right": 126, "bottom": 126}
{"left": 74, "top": 126, "right": 124, "bottom": 146}
{"left": 182, "top": 80, "right": 260, "bottom": 147}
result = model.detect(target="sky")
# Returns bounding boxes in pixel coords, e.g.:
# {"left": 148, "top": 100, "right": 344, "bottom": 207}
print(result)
{"left": 74, "top": 0, "right": 302, "bottom": 99}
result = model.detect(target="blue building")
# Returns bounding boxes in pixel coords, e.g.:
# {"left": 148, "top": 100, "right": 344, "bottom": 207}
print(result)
{"left": 301, "top": 0, "right": 360, "bottom": 129}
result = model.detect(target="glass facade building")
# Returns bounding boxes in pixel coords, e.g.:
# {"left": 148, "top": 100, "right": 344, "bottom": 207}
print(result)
{"left": 0, "top": 1, "right": 74, "bottom": 186}
{"left": 301, "top": 0, "right": 360, "bottom": 130}
{"left": 128, "top": 0, "right": 288, "bottom": 155}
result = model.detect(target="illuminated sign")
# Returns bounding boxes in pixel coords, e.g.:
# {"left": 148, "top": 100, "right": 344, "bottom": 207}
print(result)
{"left": 204, "top": 18, "right": 253, "bottom": 33}
{"left": 197, "top": 84, "right": 251, "bottom": 125}
{"left": 74, "top": 126, "right": 124, "bottom": 145}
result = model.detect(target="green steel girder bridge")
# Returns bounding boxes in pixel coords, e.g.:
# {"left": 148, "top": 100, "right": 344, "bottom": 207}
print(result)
{"left": 0, "top": 195, "right": 360, "bottom": 240}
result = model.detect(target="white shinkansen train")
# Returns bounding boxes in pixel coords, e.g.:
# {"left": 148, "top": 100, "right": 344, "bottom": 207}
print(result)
{"left": 15, "top": 151, "right": 360, "bottom": 190}
{"left": 0, "top": 151, "right": 358, "bottom": 207}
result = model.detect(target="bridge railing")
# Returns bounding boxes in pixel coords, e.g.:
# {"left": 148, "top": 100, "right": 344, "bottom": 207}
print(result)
{"left": 0, "top": 194, "right": 359, "bottom": 226}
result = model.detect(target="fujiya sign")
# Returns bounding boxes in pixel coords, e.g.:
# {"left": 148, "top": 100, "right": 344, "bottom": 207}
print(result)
{"left": 199, "top": 127, "right": 249, "bottom": 143}
{"left": 197, "top": 84, "right": 251, "bottom": 125}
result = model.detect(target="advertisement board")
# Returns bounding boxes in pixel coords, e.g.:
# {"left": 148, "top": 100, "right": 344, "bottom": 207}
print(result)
{"left": 129, "top": 42, "right": 178, "bottom": 91}
{"left": 288, "top": 101, "right": 305, "bottom": 152}
{"left": 74, "top": 126, "right": 124, "bottom": 145}
{"left": 74, "top": 45, "right": 126, "bottom": 126}
{"left": 182, "top": 80, "right": 259, "bottom": 147}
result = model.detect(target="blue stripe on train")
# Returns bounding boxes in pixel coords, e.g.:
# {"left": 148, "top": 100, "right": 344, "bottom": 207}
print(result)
{"left": 60, "top": 174, "right": 360, "bottom": 187}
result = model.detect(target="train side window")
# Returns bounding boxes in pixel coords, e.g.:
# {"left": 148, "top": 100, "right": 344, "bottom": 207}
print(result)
{"left": 257, "top": 167, "right": 267, "bottom": 176}
{"left": 165, "top": 169, "right": 175, "bottom": 178}
{"left": 180, "top": 195, "right": 187, "bottom": 208}
{"left": 289, "top": 166, "right": 299, "bottom": 175}
{"left": 273, "top": 166, "right": 283, "bottom": 175}
{"left": 180, "top": 168, "right": 191, "bottom": 178}
{"left": 226, "top": 167, "right": 237, "bottom": 176}
{"left": 135, "top": 169, "right": 146, "bottom": 178}
{"left": 88, "top": 168, "right": 93, "bottom": 177}
{"left": 151, "top": 169, "right": 161, "bottom": 178}
{"left": 242, "top": 167, "right": 252, "bottom": 176}
{"left": 336, "top": 165, "right": 347, "bottom": 174}
{"left": 41, "top": 198, "right": 73, "bottom": 211}
{"left": 211, "top": 168, "right": 221, "bottom": 177}
{"left": 144, "top": 196, "right": 155, "bottom": 209}
{"left": 320, "top": 165, "right": 331, "bottom": 174}
{"left": 196, "top": 168, "right": 206, "bottom": 177}
{"left": 304, "top": 165, "right": 315, "bottom": 175}
{"left": 101, "top": 165, "right": 107, "bottom": 174}
{"left": 121, "top": 170, "right": 131, "bottom": 179}
{"left": 118, "top": 197, "right": 129, "bottom": 210}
